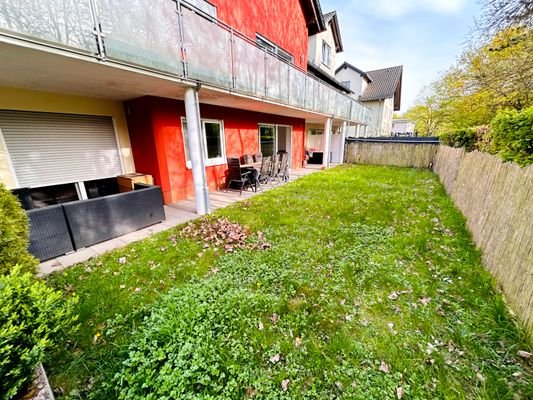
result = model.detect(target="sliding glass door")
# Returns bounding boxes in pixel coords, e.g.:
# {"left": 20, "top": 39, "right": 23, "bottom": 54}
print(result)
{"left": 259, "top": 125, "right": 276, "bottom": 157}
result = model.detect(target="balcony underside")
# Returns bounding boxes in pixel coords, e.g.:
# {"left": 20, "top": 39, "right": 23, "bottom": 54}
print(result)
{"left": 0, "top": 39, "right": 340, "bottom": 125}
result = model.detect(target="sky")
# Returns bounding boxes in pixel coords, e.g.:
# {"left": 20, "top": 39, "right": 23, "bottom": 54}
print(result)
{"left": 321, "top": 0, "right": 482, "bottom": 112}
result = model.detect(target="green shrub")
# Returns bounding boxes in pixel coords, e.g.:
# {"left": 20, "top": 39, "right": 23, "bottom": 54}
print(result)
{"left": 491, "top": 106, "right": 533, "bottom": 166}
{"left": 440, "top": 128, "right": 477, "bottom": 151}
{"left": 0, "top": 183, "right": 37, "bottom": 275}
{"left": 0, "top": 266, "right": 78, "bottom": 399}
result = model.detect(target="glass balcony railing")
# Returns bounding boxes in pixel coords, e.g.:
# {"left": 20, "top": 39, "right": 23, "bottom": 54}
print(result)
{"left": 0, "top": 0, "right": 372, "bottom": 124}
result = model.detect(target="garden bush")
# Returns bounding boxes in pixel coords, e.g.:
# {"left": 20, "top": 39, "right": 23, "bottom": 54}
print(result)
{"left": 0, "top": 266, "right": 78, "bottom": 399}
{"left": 491, "top": 106, "right": 533, "bottom": 166}
{"left": 439, "top": 128, "right": 477, "bottom": 151}
{"left": 0, "top": 183, "right": 37, "bottom": 275}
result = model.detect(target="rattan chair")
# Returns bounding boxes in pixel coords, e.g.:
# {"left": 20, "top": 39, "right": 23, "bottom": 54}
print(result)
{"left": 253, "top": 152, "right": 263, "bottom": 163}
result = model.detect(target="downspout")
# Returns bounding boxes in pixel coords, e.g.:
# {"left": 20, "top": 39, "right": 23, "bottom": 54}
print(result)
{"left": 184, "top": 86, "right": 211, "bottom": 215}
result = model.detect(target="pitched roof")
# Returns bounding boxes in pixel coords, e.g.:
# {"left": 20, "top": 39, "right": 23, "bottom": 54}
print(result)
{"left": 360, "top": 65, "right": 403, "bottom": 103}
{"left": 335, "top": 62, "right": 372, "bottom": 82}
{"left": 322, "top": 11, "right": 343, "bottom": 52}
{"left": 307, "top": 61, "right": 352, "bottom": 94}
{"left": 300, "top": 0, "right": 326, "bottom": 35}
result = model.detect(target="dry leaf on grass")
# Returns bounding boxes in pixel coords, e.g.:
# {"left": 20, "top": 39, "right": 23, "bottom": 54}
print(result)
{"left": 181, "top": 218, "right": 271, "bottom": 253}
{"left": 379, "top": 361, "right": 390, "bottom": 373}
{"left": 517, "top": 350, "right": 532, "bottom": 359}
{"left": 396, "top": 386, "right": 404, "bottom": 399}
{"left": 270, "top": 354, "right": 280, "bottom": 364}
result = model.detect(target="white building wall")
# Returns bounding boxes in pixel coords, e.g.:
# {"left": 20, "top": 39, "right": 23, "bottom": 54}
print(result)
{"left": 307, "top": 26, "right": 337, "bottom": 77}
{"left": 364, "top": 97, "right": 394, "bottom": 137}
{"left": 335, "top": 68, "right": 364, "bottom": 98}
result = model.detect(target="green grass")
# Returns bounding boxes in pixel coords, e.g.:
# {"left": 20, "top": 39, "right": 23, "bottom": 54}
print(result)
{"left": 46, "top": 165, "right": 532, "bottom": 399}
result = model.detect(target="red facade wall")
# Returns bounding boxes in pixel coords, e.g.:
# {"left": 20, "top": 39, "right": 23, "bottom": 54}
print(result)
{"left": 210, "top": 0, "right": 309, "bottom": 70}
{"left": 125, "top": 97, "right": 305, "bottom": 204}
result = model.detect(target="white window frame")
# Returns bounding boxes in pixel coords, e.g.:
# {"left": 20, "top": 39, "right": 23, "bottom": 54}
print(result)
{"left": 256, "top": 34, "right": 294, "bottom": 64}
{"left": 202, "top": 119, "right": 226, "bottom": 166}
{"left": 181, "top": 117, "right": 226, "bottom": 169}
{"left": 322, "top": 40, "right": 331, "bottom": 67}
{"left": 182, "top": 0, "right": 217, "bottom": 17}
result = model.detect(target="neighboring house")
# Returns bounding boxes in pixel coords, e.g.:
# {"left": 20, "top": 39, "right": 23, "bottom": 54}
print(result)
{"left": 0, "top": 0, "right": 371, "bottom": 220}
{"left": 305, "top": 11, "right": 369, "bottom": 163}
{"left": 336, "top": 63, "right": 403, "bottom": 137}
{"left": 392, "top": 119, "right": 416, "bottom": 135}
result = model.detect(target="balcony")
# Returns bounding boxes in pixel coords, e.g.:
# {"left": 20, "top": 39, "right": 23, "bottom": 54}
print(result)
{"left": 0, "top": 0, "right": 371, "bottom": 124}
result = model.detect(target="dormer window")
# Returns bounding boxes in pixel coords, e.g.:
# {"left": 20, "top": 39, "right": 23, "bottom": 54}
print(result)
{"left": 322, "top": 40, "right": 331, "bottom": 66}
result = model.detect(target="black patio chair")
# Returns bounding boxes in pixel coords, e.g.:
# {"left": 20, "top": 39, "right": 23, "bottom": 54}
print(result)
{"left": 226, "top": 157, "right": 253, "bottom": 195}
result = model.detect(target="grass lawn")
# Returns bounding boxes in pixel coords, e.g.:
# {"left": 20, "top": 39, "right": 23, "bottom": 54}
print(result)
{"left": 46, "top": 165, "right": 532, "bottom": 399}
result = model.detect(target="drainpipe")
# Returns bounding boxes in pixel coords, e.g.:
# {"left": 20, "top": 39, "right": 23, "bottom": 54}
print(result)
{"left": 322, "top": 117, "right": 332, "bottom": 168}
{"left": 184, "top": 86, "right": 211, "bottom": 215}
{"left": 339, "top": 120, "right": 348, "bottom": 164}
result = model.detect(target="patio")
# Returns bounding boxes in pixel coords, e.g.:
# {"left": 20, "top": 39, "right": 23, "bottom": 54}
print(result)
{"left": 38, "top": 166, "right": 322, "bottom": 275}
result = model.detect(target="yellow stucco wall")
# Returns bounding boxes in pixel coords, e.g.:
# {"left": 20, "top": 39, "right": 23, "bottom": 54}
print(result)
{"left": 0, "top": 87, "right": 134, "bottom": 189}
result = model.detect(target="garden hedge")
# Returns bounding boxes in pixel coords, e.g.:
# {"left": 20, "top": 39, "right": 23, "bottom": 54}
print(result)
{"left": 0, "top": 183, "right": 37, "bottom": 275}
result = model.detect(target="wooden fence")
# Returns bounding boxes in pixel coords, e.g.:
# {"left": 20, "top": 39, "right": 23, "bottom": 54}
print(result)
{"left": 433, "top": 146, "right": 533, "bottom": 335}
{"left": 345, "top": 141, "right": 533, "bottom": 334}
{"left": 344, "top": 141, "right": 439, "bottom": 168}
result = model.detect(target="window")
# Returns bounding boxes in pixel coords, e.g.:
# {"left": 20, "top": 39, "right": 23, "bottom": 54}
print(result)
{"left": 181, "top": 118, "right": 226, "bottom": 167}
{"left": 203, "top": 120, "right": 223, "bottom": 160}
{"left": 183, "top": 0, "right": 216, "bottom": 17}
{"left": 322, "top": 41, "right": 331, "bottom": 66}
{"left": 341, "top": 81, "right": 351, "bottom": 89}
{"left": 256, "top": 34, "right": 294, "bottom": 64}
{"left": 259, "top": 125, "right": 276, "bottom": 157}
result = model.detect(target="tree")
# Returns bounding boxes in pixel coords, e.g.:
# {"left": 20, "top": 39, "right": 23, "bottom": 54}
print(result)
{"left": 478, "top": 0, "right": 533, "bottom": 36}
{"left": 407, "top": 27, "right": 532, "bottom": 138}
{"left": 404, "top": 90, "right": 445, "bottom": 136}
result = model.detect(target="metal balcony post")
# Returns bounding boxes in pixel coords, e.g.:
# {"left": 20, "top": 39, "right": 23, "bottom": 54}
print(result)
{"left": 230, "top": 28, "right": 236, "bottom": 90}
{"left": 184, "top": 86, "right": 210, "bottom": 215}
{"left": 88, "top": 0, "right": 106, "bottom": 59}
{"left": 176, "top": 0, "right": 188, "bottom": 78}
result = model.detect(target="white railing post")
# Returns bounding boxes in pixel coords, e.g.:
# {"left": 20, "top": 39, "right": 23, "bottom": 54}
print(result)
{"left": 322, "top": 117, "right": 332, "bottom": 169}
{"left": 184, "top": 86, "right": 210, "bottom": 215}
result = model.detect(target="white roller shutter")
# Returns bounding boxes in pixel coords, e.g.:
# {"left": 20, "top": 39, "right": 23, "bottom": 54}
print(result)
{"left": 0, "top": 110, "right": 123, "bottom": 188}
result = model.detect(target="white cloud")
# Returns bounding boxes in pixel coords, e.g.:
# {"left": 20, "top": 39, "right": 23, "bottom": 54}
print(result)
{"left": 362, "top": 0, "right": 466, "bottom": 18}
